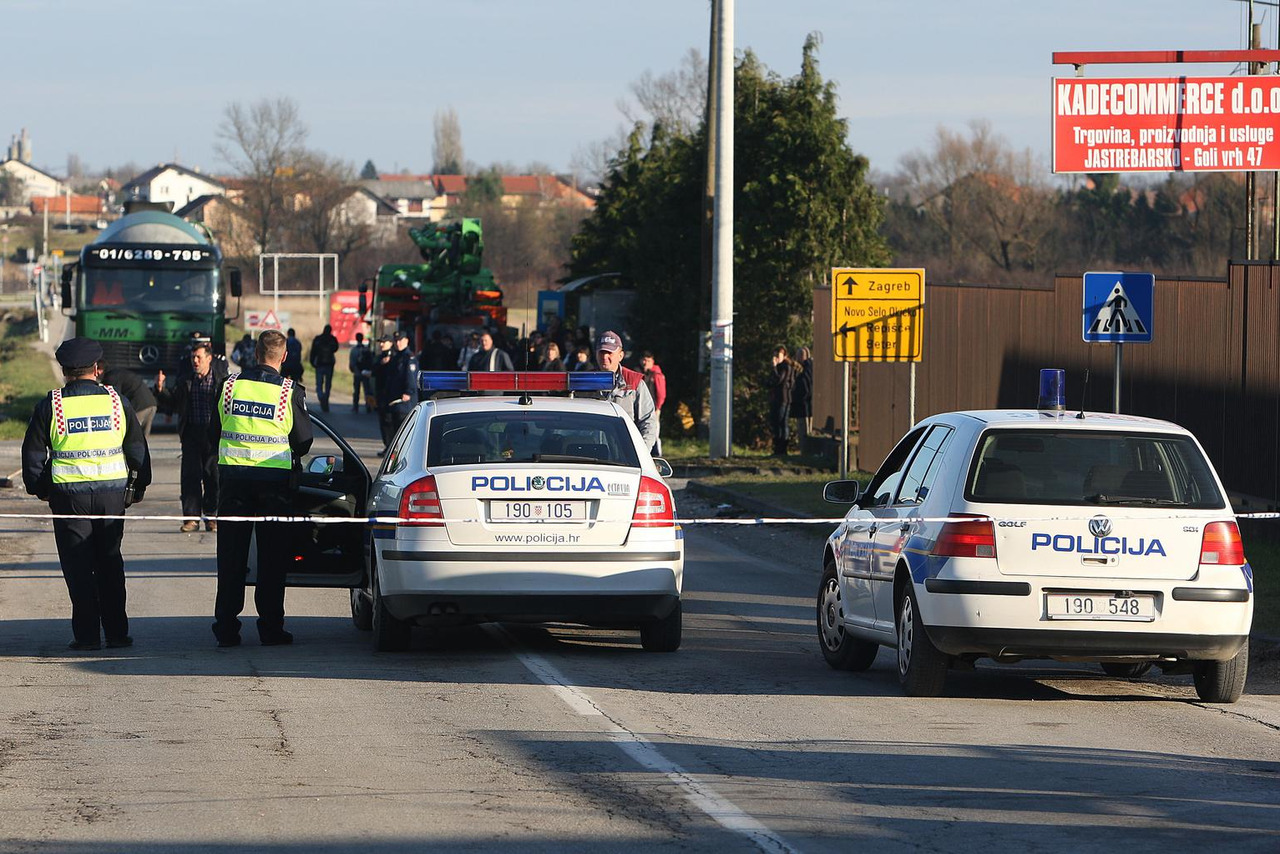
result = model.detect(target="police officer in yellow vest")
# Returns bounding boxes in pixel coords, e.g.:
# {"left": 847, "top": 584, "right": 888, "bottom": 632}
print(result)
{"left": 22, "top": 337, "right": 152, "bottom": 651}
{"left": 211, "top": 329, "right": 312, "bottom": 647}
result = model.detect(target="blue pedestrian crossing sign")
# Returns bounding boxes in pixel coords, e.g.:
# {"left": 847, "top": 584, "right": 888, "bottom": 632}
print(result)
{"left": 1082, "top": 272, "right": 1154, "bottom": 344}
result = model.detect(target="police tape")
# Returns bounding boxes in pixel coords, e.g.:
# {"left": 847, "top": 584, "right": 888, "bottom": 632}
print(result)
{"left": 2, "top": 512, "right": 1280, "bottom": 525}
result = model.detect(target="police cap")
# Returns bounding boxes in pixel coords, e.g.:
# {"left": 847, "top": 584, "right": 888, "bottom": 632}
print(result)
{"left": 55, "top": 337, "right": 103, "bottom": 369}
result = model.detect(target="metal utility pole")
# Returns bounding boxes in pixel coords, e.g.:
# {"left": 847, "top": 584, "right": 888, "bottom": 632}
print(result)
{"left": 1247, "top": 18, "right": 1261, "bottom": 259}
{"left": 708, "top": 0, "right": 735, "bottom": 458}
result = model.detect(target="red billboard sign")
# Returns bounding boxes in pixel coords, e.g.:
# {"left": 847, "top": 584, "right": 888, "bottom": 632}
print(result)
{"left": 1053, "top": 76, "right": 1280, "bottom": 173}
{"left": 329, "top": 290, "right": 366, "bottom": 345}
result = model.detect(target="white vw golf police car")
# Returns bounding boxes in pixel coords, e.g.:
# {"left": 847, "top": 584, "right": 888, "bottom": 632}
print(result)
{"left": 819, "top": 374, "right": 1253, "bottom": 701}
{"left": 351, "top": 371, "right": 684, "bottom": 652}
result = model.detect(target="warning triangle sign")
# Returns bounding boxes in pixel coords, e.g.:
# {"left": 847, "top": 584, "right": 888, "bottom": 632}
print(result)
{"left": 260, "top": 309, "right": 281, "bottom": 330}
{"left": 1087, "top": 281, "right": 1147, "bottom": 336}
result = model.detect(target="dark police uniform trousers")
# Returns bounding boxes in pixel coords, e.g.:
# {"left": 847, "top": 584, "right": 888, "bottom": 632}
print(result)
{"left": 214, "top": 474, "right": 292, "bottom": 640}
{"left": 50, "top": 490, "right": 129, "bottom": 643}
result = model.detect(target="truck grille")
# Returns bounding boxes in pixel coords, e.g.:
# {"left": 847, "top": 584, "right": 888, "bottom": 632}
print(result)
{"left": 99, "top": 340, "right": 191, "bottom": 374}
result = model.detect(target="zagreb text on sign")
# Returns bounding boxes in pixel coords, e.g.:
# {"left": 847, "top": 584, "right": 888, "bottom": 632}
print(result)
{"left": 1054, "top": 76, "right": 1280, "bottom": 173}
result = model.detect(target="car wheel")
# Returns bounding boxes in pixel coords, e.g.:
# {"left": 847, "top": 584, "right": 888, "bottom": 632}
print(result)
{"left": 350, "top": 587, "right": 373, "bottom": 632}
{"left": 817, "top": 561, "right": 878, "bottom": 671}
{"left": 372, "top": 568, "right": 411, "bottom": 652}
{"left": 641, "top": 600, "right": 681, "bottom": 652}
{"left": 1101, "top": 662, "right": 1152, "bottom": 679}
{"left": 1192, "top": 639, "right": 1248, "bottom": 704}
{"left": 896, "top": 584, "right": 949, "bottom": 697}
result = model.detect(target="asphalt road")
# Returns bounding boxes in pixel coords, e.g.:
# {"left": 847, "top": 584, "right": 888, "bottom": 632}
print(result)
{"left": 0, "top": 408, "right": 1278, "bottom": 853}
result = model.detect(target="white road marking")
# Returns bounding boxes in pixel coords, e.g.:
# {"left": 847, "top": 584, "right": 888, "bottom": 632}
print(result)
{"left": 503, "top": 633, "right": 798, "bottom": 854}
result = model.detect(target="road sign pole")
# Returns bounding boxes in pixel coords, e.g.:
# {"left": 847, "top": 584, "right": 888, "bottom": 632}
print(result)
{"left": 840, "top": 360, "right": 850, "bottom": 478}
{"left": 910, "top": 361, "right": 917, "bottom": 427}
{"left": 1113, "top": 343, "right": 1122, "bottom": 413}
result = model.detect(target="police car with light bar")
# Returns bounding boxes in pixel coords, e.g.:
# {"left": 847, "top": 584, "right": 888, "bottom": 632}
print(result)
{"left": 818, "top": 370, "right": 1254, "bottom": 702}
{"left": 350, "top": 371, "right": 684, "bottom": 652}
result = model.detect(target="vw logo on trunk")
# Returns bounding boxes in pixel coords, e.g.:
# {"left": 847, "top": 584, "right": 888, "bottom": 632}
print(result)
{"left": 1088, "top": 515, "right": 1113, "bottom": 538}
{"left": 138, "top": 344, "right": 161, "bottom": 365}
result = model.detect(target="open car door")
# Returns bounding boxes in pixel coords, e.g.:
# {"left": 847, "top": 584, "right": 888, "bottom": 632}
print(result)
{"left": 246, "top": 413, "right": 371, "bottom": 588}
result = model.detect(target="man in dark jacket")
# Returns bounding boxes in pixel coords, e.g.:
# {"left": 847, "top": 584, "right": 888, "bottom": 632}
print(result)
{"left": 768, "top": 345, "right": 798, "bottom": 457}
{"left": 101, "top": 361, "right": 158, "bottom": 438}
{"left": 282, "top": 328, "right": 304, "bottom": 381}
{"left": 467, "top": 331, "right": 514, "bottom": 372}
{"left": 156, "top": 343, "right": 228, "bottom": 532}
{"left": 308, "top": 324, "right": 339, "bottom": 412}
{"left": 23, "top": 337, "right": 152, "bottom": 650}
{"left": 210, "top": 329, "right": 313, "bottom": 647}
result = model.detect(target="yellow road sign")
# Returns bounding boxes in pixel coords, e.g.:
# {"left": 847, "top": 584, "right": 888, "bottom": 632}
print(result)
{"left": 830, "top": 267, "right": 924, "bottom": 362}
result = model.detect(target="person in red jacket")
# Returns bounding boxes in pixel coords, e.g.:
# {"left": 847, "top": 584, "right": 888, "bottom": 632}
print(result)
{"left": 640, "top": 351, "right": 666, "bottom": 454}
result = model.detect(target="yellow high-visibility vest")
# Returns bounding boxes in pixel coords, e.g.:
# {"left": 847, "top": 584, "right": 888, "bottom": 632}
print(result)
{"left": 49, "top": 386, "right": 128, "bottom": 486}
{"left": 217, "top": 373, "right": 295, "bottom": 470}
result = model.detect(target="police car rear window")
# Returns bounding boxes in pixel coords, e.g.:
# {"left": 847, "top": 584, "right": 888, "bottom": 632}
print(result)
{"left": 965, "top": 429, "right": 1224, "bottom": 508}
{"left": 427, "top": 411, "right": 641, "bottom": 468}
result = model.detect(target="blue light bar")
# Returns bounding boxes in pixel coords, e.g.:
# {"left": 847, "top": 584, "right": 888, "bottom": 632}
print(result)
{"left": 567, "top": 372, "right": 617, "bottom": 392}
{"left": 1038, "top": 368, "right": 1066, "bottom": 411}
{"left": 419, "top": 372, "right": 469, "bottom": 391}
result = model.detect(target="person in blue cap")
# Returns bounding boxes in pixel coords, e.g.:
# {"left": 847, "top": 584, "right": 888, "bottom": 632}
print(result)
{"left": 21, "top": 337, "right": 152, "bottom": 651}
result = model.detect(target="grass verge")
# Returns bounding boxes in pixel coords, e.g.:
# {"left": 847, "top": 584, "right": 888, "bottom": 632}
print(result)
{"left": 0, "top": 310, "right": 55, "bottom": 440}
{"left": 1246, "top": 538, "right": 1280, "bottom": 636}
{"left": 698, "top": 471, "right": 869, "bottom": 519}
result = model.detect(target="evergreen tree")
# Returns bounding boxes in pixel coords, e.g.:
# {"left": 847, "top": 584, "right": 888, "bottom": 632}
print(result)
{"left": 570, "top": 36, "right": 889, "bottom": 442}
{"left": 360, "top": 159, "right": 378, "bottom": 180}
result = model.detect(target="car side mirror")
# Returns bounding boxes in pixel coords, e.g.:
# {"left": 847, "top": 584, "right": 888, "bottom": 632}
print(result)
{"left": 823, "top": 479, "right": 863, "bottom": 504}
{"left": 653, "top": 457, "right": 674, "bottom": 478}
{"left": 228, "top": 267, "right": 242, "bottom": 298}
{"left": 358, "top": 278, "right": 370, "bottom": 316}
{"left": 305, "top": 454, "right": 340, "bottom": 475}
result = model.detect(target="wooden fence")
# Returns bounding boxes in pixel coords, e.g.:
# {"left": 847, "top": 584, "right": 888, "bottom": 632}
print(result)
{"left": 812, "top": 263, "right": 1280, "bottom": 505}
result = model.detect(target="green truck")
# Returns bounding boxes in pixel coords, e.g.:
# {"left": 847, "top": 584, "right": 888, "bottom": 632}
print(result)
{"left": 60, "top": 207, "right": 241, "bottom": 376}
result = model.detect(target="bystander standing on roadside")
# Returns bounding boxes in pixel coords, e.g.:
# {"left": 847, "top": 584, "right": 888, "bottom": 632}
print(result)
{"left": 456, "top": 332, "right": 481, "bottom": 369}
{"left": 230, "top": 333, "right": 257, "bottom": 371}
{"left": 570, "top": 346, "right": 595, "bottom": 372}
{"left": 348, "top": 332, "right": 375, "bottom": 413}
{"left": 468, "top": 331, "right": 515, "bottom": 372}
{"left": 308, "top": 324, "right": 339, "bottom": 413}
{"left": 595, "top": 331, "right": 658, "bottom": 451}
{"left": 640, "top": 351, "right": 666, "bottom": 455}
{"left": 768, "top": 345, "right": 798, "bottom": 457}
{"left": 541, "top": 341, "right": 565, "bottom": 372}
{"left": 791, "top": 345, "right": 813, "bottom": 449}
{"left": 282, "top": 328, "right": 304, "bottom": 382}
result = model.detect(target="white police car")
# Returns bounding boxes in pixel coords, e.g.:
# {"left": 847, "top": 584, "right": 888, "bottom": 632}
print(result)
{"left": 349, "top": 371, "right": 684, "bottom": 652}
{"left": 819, "top": 375, "right": 1253, "bottom": 701}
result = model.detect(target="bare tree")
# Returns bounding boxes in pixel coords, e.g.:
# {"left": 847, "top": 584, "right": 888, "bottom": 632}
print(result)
{"left": 896, "top": 121, "right": 1058, "bottom": 279}
{"left": 618, "top": 48, "right": 707, "bottom": 137}
{"left": 432, "top": 108, "right": 464, "bottom": 174}
{"left": 286, "top": 153, "right": 372, "bottom": 261}
{"left": 216, "top": 97, "right": 309, "bottom": 253}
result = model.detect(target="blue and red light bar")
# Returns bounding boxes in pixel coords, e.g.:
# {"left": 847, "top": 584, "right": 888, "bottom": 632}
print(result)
{"left": 418, "top": 371, "right": 616, "bottom": 393}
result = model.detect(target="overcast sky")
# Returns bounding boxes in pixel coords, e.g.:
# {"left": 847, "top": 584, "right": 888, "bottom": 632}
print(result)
{"left": 2, "top": 0, "right": 1266, "bottom": 180}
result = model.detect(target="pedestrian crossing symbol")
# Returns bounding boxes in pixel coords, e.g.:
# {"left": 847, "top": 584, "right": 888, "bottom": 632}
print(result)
{"left": 1082, "top": 272, "right": 1154, "bottom": 344}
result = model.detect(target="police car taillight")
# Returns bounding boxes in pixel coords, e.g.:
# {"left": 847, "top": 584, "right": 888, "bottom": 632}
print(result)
{"left": 933, "top": 518, "right": 997, "bottom": 558}
{"left": 400, "top": 475, "right": 444, "bottom": 526}
{"left": 632, "top": 476, "right": 675, "bottom": 527}
{"left": 418, "top": 371, "right": 615, "bottom": 392}
{"left": 1199, "top": 521, "right": 1246, "bottom": 565}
